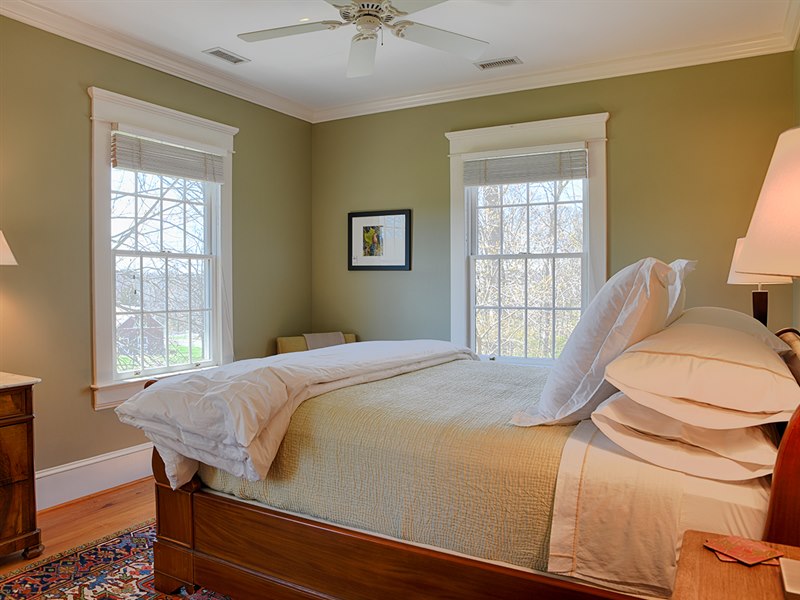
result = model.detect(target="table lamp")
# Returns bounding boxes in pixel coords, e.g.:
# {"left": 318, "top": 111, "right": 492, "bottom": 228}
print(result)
{"left": 728, "top": 237, "right": 790, "bottom": 326}
{"left": 0, "top": 231, "right": 17, "bottom": 266}
{"left": 734, "top": 127, "right": 800, "bottom": 322}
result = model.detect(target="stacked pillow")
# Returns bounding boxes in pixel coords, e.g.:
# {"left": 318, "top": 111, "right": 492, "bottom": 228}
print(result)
{"left": 593, "top": 311, "right": 799, "bottom": 480}
{"left": 512, "top": 257, "right": 694, "bottom": 426}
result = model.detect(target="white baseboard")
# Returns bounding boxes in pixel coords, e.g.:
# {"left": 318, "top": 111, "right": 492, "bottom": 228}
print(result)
{"left": 35, "top": 442, "right": 154, "bottom": 511}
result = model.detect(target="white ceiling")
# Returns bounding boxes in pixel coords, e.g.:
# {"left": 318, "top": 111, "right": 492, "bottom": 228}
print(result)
{"left": 3, "top": 0, "right": 799, "bottom": 122}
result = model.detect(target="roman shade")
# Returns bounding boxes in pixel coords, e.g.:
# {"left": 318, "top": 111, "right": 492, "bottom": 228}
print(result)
{"left": 463, "top": 148, "right": 587, "bottom": 186}
{"left": 111, "top": 132, "right": 225, "bottom": 183}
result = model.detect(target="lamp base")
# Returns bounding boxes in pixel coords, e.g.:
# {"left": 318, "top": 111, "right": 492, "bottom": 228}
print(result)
{"left": 752, "top": 289, "right": 768, "bottom": 327}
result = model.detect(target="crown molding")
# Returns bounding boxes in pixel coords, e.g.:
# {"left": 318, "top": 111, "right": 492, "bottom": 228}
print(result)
{"left": 0, "top": 0, "right": 315, "bottom": 122}
{"left": 312, "top": 24, "right": 800, "bottom": 122}
{"left": 3, "top": 0, "right": 799, "bottom": 125}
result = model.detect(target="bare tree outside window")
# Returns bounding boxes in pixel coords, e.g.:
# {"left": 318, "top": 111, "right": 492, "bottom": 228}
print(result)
{"left": 111, "top": 168, "right": 215, "bottom": 376}
{"left": 471, "top": 178, "right": 585, "bottom": 361}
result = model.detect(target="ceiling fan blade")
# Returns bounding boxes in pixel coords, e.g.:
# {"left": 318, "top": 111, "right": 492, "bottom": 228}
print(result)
{"left": 347, "top": 34, "right": 378, "bottom": 78}
{"left": 238, "top": 21, "right": 341, "bottom": 42}
{"left": 392, "top": 21, "right": 488, "bottom": 60}
{"left": 388, "top": 0, "right": 448, "bottom": 16}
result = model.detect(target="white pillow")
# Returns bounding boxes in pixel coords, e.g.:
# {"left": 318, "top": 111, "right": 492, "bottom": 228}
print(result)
{"left": 605, "top": 323, "right": 800, "bottom": 414}
{"left": 608, "top": 385, "right": 796, "bottom": 429}
{"left": 674, "top": 306, "right": 790, "bottom": 354}
{"left": 512, "top": 257, "right": 673, "bottom": 426}
{"left": 593, "top": 393, "right": 777, "bottom": 466}
{"left": 666, "top": 259, "right": 697, "bottom": 325}
{"left": 592, "top": 394, "right": 775, "bottom": 481}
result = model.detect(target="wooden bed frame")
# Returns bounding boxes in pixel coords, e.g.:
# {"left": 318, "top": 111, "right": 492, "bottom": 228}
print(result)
{"left": 150, "top": 330, "right": 800, "bottom": 600}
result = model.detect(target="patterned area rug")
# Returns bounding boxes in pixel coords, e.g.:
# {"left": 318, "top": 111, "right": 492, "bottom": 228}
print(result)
{"left": 0, "top": 522, "right": 228, "bottom": 599}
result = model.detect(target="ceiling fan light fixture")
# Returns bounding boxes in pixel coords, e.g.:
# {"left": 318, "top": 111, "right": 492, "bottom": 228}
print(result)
{"left": 239, "top": 0, "right": 489, "bottom": 75}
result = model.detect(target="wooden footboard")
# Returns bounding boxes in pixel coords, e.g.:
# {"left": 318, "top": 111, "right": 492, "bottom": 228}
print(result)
{"left": 151, "top": 451, "right": 631, "bottom": 600}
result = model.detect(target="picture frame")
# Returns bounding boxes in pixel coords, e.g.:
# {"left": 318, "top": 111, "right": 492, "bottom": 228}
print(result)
{"left": 348, "top": 209, "right": 412, "bottom": 271}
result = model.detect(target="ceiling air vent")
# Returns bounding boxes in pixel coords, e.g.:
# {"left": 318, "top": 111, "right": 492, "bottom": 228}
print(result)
{"left": 203, "top": 47, "right": 250, "bottom": 65}
{"left": 474, "top": 56, "right": 523, "bottom": 71}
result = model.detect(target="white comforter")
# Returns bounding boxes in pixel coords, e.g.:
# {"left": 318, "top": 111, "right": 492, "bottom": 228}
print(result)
{"left": 116, "top": 339, "right": 477, "bottom": 488}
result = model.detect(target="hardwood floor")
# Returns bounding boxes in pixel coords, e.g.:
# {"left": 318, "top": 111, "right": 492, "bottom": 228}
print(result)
{"left": 0, "top": 477, "right": 155, "bottom": 576}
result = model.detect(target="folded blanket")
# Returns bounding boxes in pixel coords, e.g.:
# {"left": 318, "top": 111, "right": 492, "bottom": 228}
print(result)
{"left": 116, "top": 339, "right": 477, "bottom": 488}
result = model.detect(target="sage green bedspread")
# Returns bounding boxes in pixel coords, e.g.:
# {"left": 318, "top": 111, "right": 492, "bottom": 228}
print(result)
{"left": 198, "top": 360, "right": 574, "bottom": 572}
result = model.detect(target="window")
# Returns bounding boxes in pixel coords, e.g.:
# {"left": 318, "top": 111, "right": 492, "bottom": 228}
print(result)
{"left": 447, "top": 114, "right": 608, "bottom": 362}
{"left": 90, "top": 88, "right": 238, "bottom": 408}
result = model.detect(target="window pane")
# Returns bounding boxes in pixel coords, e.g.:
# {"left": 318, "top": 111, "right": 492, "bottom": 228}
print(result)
{"left": 111, "top": 194, "right": 136, "bottom": 250}
{"left": 502, "top": 206, "right": 527, "bottom": 255}
{"left": 529, "top": 205, "right": 555, "bottom": 254}
{"left": 555, "top": 309, "right": 581, "bottom": 356}
{"left": 162, "top": 201, "right": 185, "bottom": 253}
{"left": 168, "top": 312, "right": 191, "bottom": 366}
{"left": 137, "top": 197, "right": 161, "bottom": 252}
{"left": 116, "top": 314, "right": 141, "bottom": 373}
{"left": 191, "top": 311, "right": 210, "bottom": 363}
{"left": 477, "top": 207, "right": 501, "bottom": 255}
{"left": 527, "top": 309, "right": 553, "bottom": 359}
{"left": 500, "top": 309, "right": 525, "bottom": 357}
{"left": 186, "top": 180, "right": 205, "bottom": 203}
{"left": 502, "top": 183, "right": 526, "bottom": 205}
{"left": 168, "top": 259, "right": 190, "bottom": 311}
{"left": 137, "top": 172, "right": 160, "bottom": 196}
{"left": 162, "top": 177, "right": 184, "bottom": 200}
{"left": 527, "top": 258, "right": 552, "bottom": 308}
{"left": 191, "top": 259, "right": 210, "bottom": 310}
{"left": 115, "top": 256, "right": 140, "bottom": 312}
{"left": 560, "top": 179, "right": 583, "bottom": 203}
{"left": 557, "top": 203, "right": 583, "bottom": 253}
{"left": 142, "top": 257, "right": 167, "bottom": 312}
{"left": 474, "top": 258, "right": 498, "bottom": 307}
{"left": 111, "top": 169, "right": 136, "bottom": 194}
{"left": 530, "top": 182, "right": 552, "bottom": 204}
{"left": 475, "top": 308, "right": 499, "bottom": 356}
{"left": 186, "top": 203, "right": 207, "bottom": 254}
{"left": 477, "top": 185, "right": 499, "bottom": 207}
{"left": 142, "top": 313, "right": 167, "bottom": 368}
{"left": 555, "top": 257, "right": 582, "bottom": 308}
{"left": 500, "top": 259, "right": 525, "bottom": 307}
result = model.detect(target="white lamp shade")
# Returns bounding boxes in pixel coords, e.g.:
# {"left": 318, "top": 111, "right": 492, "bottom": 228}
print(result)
{"left": 736, "top": 127, "right": 800, "bottom": 277}
{"left": 728, "top": 238, "right": 791, "bottom": 284}
{"left": 0, "top": 231, "right": 17, "bottom": 266}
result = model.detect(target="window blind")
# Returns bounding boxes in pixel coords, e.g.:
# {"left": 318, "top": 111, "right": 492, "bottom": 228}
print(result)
{"left": 463, "top": 149, "right": 587, "bottom": 186}
{"left": 111, "top": 132, "right": 225, "bottom": 183}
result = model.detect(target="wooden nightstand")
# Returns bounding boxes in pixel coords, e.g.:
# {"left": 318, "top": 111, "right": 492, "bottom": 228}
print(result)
{"left": 674, "top": 530, "right": 800, "bottom": 599}
{"left": 0, "top": 372, "right": 43, "bottom": 559}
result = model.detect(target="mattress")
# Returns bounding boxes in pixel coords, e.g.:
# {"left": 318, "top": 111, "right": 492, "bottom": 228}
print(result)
{"left": 199, "top": 359, "right": 572, "bottom": 572}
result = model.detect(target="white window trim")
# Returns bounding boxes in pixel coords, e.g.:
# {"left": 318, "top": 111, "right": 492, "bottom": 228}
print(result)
{"left": 89, "top": 87, "right": 238, "bottom": 410}
{"left": 446, "top": 113, "right": 609, "bottom": 348}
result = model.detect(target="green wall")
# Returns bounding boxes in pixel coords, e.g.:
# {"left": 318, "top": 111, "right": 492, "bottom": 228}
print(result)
{"left": 311, "top": 53, "right": 795, "bottom": 340}
{"left": 0, "top": 17, "right": 312, "bottom": 470}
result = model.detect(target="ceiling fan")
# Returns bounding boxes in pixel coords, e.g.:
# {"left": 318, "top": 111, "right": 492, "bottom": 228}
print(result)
{"left": 238, "top": 0, "right": 489, "bottom": 78}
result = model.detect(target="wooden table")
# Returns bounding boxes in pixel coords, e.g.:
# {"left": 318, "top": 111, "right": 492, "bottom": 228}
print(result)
{"left": 673, "top": 530, "right": 800, "bottom": 599}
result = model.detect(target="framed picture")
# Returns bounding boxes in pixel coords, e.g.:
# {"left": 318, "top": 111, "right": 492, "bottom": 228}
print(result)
{"left": 348, "top": 209, "right": 411, "bottom": 271}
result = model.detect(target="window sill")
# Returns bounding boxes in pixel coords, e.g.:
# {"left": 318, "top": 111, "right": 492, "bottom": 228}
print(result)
{"left": 92, "top": 365, "right": 218, "bottom": 410}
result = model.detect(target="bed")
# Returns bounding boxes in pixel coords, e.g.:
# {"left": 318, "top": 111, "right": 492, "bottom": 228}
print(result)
{"left": 118, "top": 254, "right": 799, "bottom": 599}
{"left": 131, "top": 326, "right": 800, "bottom": 600}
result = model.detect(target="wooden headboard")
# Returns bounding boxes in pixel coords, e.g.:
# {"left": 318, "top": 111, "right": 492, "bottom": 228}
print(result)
{"left": 762, "top": 327, "right": 800, "bottom": 546}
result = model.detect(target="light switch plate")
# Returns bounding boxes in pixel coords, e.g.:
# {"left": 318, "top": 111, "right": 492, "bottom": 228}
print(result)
{"left": 781, "top": 557, "right": 800, "bottom": 600}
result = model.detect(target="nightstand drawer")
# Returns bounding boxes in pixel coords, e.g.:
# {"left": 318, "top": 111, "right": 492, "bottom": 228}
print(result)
{"left": 0, "top": 423, "right": 31, "bottom": 486}
{"left": 0, "top": 389, "right": 26, "bottom": 419}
